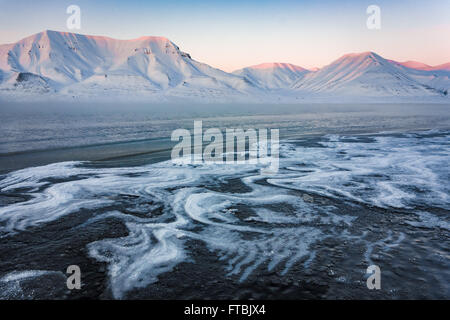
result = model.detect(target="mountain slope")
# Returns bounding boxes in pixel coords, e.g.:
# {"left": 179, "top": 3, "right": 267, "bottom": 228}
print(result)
{"left": 0, "top": 32, "right": 447, "bottom": 101}
{"left": 232, "top": 62, "right": 311, "bottom": 89}
{"left": 292, "top": 52, "right": 443, "bottom": 97}
{"left": 388, "top": 60, "right": 450, "bottom": 94}
{"left": 0, "top": 30, "right": 258, "bottom": 100}
{"left": 391, "top": 60, "right": 450, "bottom": 72}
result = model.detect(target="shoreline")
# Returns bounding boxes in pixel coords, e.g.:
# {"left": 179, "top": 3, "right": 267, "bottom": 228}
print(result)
{"left": 1, "top": 125, "right": 449, "bottom": 174}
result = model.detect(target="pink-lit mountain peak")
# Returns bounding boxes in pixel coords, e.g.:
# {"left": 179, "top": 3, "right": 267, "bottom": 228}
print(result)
{"left": 291, "top": 50, "right": 442, "bottom": 96}
{"left": 335, "top": 51, "right": 385, "bottom": 64}
{"left": 434, "top": 63, "right": 450, "bottom": 71}
{"left": 397, "top": 60, "right": 433, "bottom": 70}
{"left": 315, "top": 51, "right": 393, "bottom": 77}
{"left": 393, "top": 60, "right": 450, "bottom": 71}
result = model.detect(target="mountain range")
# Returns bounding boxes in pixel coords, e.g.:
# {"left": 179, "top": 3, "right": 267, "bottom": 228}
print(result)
{"left": 0, "top": 30, "right": 448, "bottom": 102}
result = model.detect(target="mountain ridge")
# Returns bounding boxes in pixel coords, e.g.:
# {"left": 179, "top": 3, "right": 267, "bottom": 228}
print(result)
{"left": 292, "top": 51, "right": 443, "bottom": 96}
{"left": 0, "top": 31, "right": 448, "bottom": 102}
{"left": 232, "top": 62, "right": 312, "bottom": 89}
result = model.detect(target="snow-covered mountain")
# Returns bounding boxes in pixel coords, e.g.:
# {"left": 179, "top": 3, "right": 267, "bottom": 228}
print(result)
{"left": 0, "top": 30, "right": 259, "bottom": 101}
{"left": 0, "top": 31, "right": 448, "bottom": 102}
{"left": 232, "top": 63, "right": 312, "bottom": 89}
{"left": 387, "top": 60, "right": 450, "bottom": 94}
{"left": 391, "top": 60, "right": 450, "bottom": 71}
{"left": 292, "top": 52, "right": 448, "bottom": 97}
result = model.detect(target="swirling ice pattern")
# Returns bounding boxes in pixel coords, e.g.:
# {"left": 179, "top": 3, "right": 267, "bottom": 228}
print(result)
{"left": 0, "top": 130, "right": 448, "bottom": 298}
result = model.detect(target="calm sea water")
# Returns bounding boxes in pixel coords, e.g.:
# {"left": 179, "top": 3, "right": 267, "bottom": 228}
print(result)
{"left": 1, "top": 102, "right": 450, "bottom": 172}
{"left": 0, "top": 103, "right": 449, "bottom": 299}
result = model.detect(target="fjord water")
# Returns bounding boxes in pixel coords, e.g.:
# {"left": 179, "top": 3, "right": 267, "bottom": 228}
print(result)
{"left": 1, "top": 103, "right": 450, "bottom": 172}
{"left": 0, "top": 103, "right": 449, "bottom": 299}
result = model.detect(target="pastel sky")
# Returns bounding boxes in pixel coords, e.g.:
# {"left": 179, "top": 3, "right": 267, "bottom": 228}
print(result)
{"left": 0, "top": 0, "right": 449, "bottom": 72}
